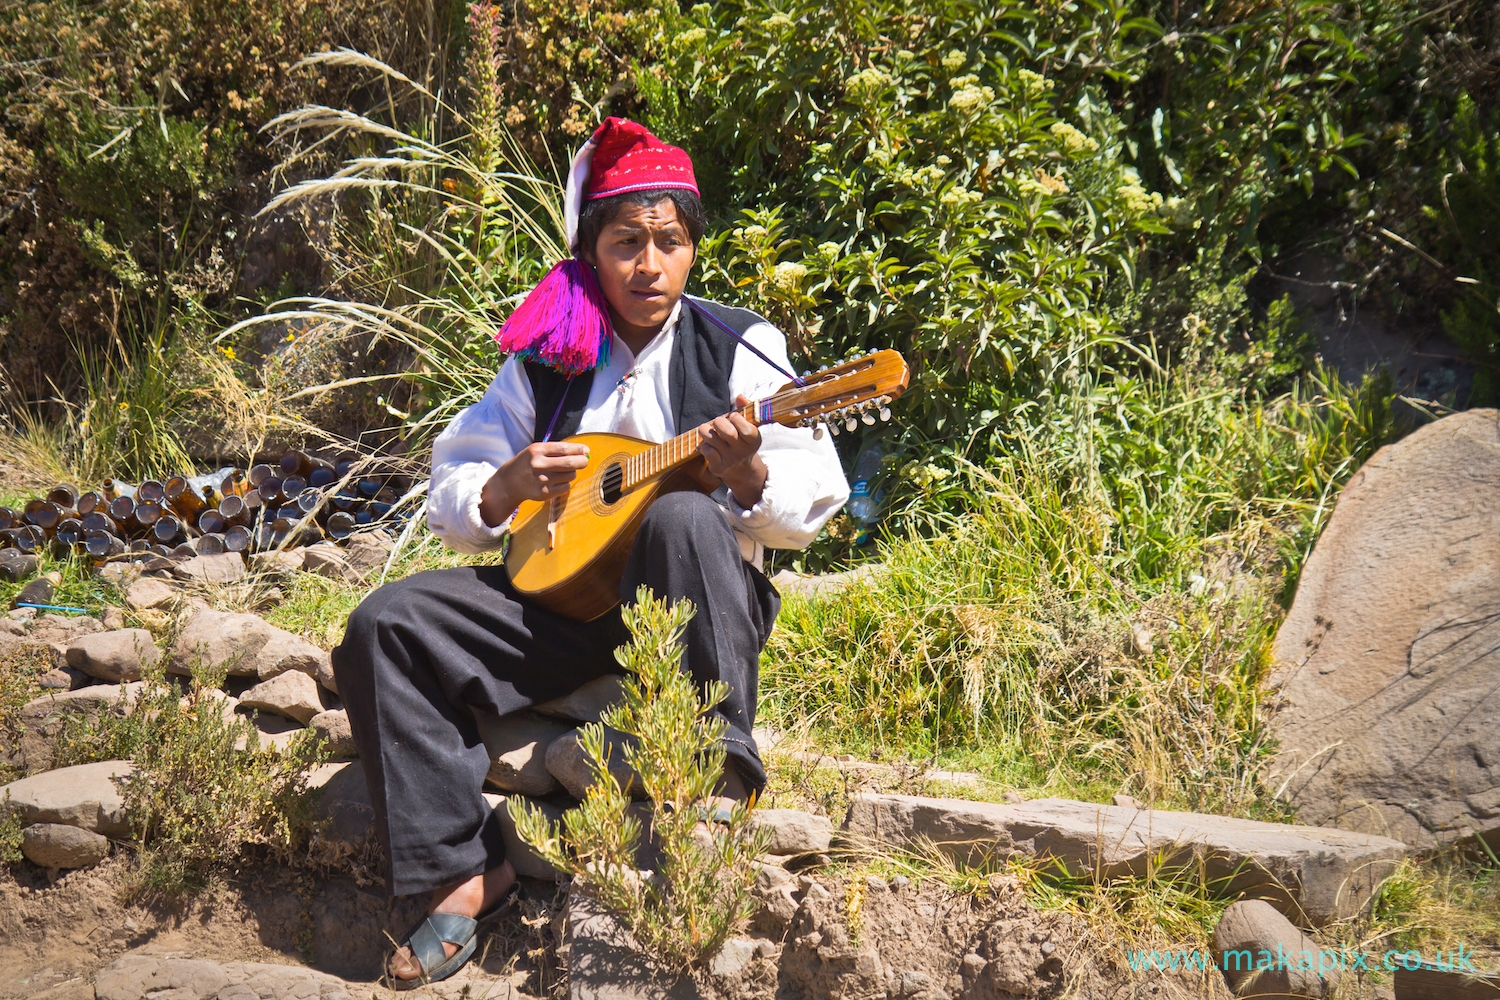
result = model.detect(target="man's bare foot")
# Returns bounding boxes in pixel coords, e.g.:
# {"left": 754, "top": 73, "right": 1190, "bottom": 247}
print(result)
{"left": 389, "top": 859, "right": 518, "bottom": 981}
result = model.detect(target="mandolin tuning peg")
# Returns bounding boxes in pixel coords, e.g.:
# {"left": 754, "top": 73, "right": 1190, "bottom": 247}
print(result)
{"left": 845, "top": 416, "right": 858, "bottom": 432}
{"left": 862, "top": 411, "right": 876, "bottom": 425}
{"left": 813, "top": 424, "right": 825, "bottom": 440}
{"left": 880, "top": 406, "right": 892, "bottom": 422}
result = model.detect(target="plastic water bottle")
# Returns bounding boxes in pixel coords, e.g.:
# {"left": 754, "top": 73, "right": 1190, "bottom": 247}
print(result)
{"left": 848, "top": 441, "right": 886, "bottom": 545}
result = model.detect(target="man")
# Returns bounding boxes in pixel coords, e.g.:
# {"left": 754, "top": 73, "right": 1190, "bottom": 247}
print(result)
{"left": 331, "top": 117, "right": 849, "bottom": 987}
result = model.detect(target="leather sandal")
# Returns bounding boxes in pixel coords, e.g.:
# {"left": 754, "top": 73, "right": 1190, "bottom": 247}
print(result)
{"left": 390, "top": 883, "right": 521, "bottom": 989}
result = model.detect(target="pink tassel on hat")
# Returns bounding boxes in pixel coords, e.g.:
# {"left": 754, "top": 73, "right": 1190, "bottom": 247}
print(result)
{"left": 494, "top": 259, "right": 612, "bottom": 376}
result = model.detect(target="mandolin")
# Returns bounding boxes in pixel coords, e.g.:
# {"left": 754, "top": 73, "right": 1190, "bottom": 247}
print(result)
{"left": 504, "top": 349, "right": 910, "bottom": 620}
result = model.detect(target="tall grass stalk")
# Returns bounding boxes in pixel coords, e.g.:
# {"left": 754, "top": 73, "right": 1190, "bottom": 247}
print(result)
{"left": 219, "top": 46, "right": 565, "bottom": 453}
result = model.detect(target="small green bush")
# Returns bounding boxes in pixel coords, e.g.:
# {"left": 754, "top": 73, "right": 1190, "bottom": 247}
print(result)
{"left": 510, "top": 588, "right": 768, "bottom": 971}
{"left": 53, "top": 657, "right": 326, "bottom": 896}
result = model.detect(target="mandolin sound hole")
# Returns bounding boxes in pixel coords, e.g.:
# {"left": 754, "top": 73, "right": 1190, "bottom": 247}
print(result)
{"left": 600, "top": 463, "right": 624, "bottom": 505}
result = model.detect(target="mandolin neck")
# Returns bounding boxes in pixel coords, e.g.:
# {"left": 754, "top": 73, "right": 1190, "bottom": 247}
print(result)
{"left": 621, "top": 399, "right": 768, "bottom": 492}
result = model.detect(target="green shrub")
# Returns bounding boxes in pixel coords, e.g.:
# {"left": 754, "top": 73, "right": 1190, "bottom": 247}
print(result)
{"left": 509, "top": 589, "right": 768, "bottom": 971}
{"left": 761, "top": 364, "right": 1392, "bottom": 813}
{"left": 53, "top": 658, "right": 326, "bottom": 896}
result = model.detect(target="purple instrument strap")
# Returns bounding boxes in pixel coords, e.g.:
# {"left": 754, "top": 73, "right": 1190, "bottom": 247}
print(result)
{"left": 540, "top": 300, "right": 801, "bottom": 441}
{"left": 687, "top": 297, "right": 807, "bottom": 387}
{"left": 541, "top": 375, "right": 576, "bottom": 443}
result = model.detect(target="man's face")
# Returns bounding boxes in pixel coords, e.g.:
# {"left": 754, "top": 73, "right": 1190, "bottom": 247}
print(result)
{"left": 580, "top": 198, "right": 695, "bottom": 339}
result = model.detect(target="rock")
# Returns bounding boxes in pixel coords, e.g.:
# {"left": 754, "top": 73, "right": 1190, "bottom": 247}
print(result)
{"left": 100, "top": 606, "right": 125, "bottom": 630}
{"left": 169, "top": 610, "right": 334, "bottom": 690}
{"left": 241, "top": 711, "right": 307, "bottom": 752}
{"left": 37, "top": 666, "right": 86, "bottom": 690}
{"left": 250, "top": 550, "right": 303, "bottom": 577}
{"left": 8, "top": 607, "right": 37, "bottom": 621}
{"left": 30, "top": 614, "right": 103, "bottom": 645}
{"left": 749, "top": 809, "right": 834, "bottom": 856}
{"left": 302, "top": 543, "right": 361, "bottom": 584}
{"left": 240, "top": 669, "right": 324, "bottom": 724}
{"left": 534, "top": 674, "right": 628, "bottom": 723}
{"left": 1112, "top": 793, "right": 1145, "bottom": 810}
{"left": 769, "top": 563, "right": 879, "bottom": 599}
{"left": 95, "top": 562, "right": 137, "bottom": 586}
{"left": 475, "top": 711, "right": 570, "bottom": 795}
{"left": 19, "top": 682, "right": 147, "bottom": 721}
{"left": 20, "top": 823, "right": 110, "bottom": 869}
{"left": 94, "top": 954, "right": 353, "bottom": 1000}
{"left": 344, "top": 530, "right": 395, "bottom": 576}
{"left": 125, "top": 577, "right": 178, "bottom": 611}
{"left": 65, "top": 629, "right": 159, "bottom": 683}
{"left": 708, "top": 936, "right": 760, "bottom": 980}
{"left": 1212, "top": 899, "right": 1337, "bottom": 998}
{"left": 172, "top": 552, "right": 247, "bottom": 584}
{"left": 310, "top": 709, "right": 357, "bottom": 758}
{"left": 0, "top": 760, "right": 134, "bottom": 835}
{"left": 307, "top": 761, "right": 375, "bottom": 845}
{"left": 485, "top": 792, "right": 565, "bottom": 880}
{"left": 545, "top": 727, "right": 641, "bottom": 799}
{"left": 843, "top": 794, "right": 1407, "bottom": 926}
{"left": 0, "top": 617, "right": 27, "bottom": 635}
{"left": 1268, "top": 410, "right": 1500, "bottom": 851}
{"left": 567, "top": 892, "right": 700, "bottom": 1000}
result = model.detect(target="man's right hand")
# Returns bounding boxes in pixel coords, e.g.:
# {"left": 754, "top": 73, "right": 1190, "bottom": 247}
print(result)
{"left": 479, "top": 442, "right": 591, "bottom": 527}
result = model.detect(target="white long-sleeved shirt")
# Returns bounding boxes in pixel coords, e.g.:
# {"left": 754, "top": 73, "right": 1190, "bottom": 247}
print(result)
{"left": 427, "top": 299, "right": 850, "bottom": 564}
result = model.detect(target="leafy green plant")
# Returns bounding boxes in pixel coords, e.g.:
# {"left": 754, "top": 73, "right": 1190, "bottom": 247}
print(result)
{"left": 509, "top": 588, "right": 768, "bottom": 971}
{"left": 52, "top": 655, "right": 326, "bottom": 896}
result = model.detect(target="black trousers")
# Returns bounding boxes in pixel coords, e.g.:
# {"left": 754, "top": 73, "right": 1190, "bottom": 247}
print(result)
{"left": 331, "top": 491, "right": 779, "bottom": 896}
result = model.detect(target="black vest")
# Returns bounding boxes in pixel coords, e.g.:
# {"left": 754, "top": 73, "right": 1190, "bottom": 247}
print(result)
{"left": 523, "top": 296, "right": 773, "bottom": 443}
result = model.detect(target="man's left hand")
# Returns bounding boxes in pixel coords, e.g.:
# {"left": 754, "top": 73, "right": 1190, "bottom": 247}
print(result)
{"left": 699, "top": 394, "right": 768, "bottom": 508}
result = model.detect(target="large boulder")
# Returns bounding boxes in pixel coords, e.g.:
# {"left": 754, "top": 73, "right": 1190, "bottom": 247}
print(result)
{"left": 545, "top": 727, "right": 641, "bottom": 800}
{"left": 1212, "top": 900, "right": 1337, "bottom": 998}
{"left": 169, "top": 610, "right": 335, "bottom": 691}
{"left": 843, "top": 794, "right": 1406, "bottom": 926}
{"left": 0, "top": 760, "right": 134, "bottom": 836}
{"left": 475, "top": 711, "right": 570, "bottom": 796}
{"left": 20, "top": 823, "right": 111, "bottom": 869}
{"left": 65, "top": 629, "right": 159, "bottom": 683}
{"left": 1268, "top": 409, "right": 1500, "bottom": 850}
{"left": 239, "top": 669, "right": 324, "bottom": 725}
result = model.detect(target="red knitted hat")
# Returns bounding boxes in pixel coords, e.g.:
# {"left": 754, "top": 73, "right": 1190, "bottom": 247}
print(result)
{"left": 585, "top": 117, "right": 698, "bottom": 200}
{"left": 563, "top": 118, "right": 698, "bottom": 249}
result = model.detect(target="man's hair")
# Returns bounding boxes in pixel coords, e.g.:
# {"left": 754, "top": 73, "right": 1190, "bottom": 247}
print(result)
{"left": 574, "top": 188, "right": 707, "bottom": 257}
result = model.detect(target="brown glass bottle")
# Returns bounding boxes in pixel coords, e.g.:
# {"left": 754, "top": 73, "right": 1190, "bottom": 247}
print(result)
{"left": 164, "top": 476, "right": 208, "bottom": 519}
{"left": 108, "top": 495, "right": 136, "bottom": 528}
{"left": 198, "top": 509, "right": 227, "bottom": 535}
{"left": 85, "top": 529, "right": 124, "bottom": 559}
{"left": 134, "top": 501, "right": 163, "bottom": 532}
{"left": 54, "top": 518, "right": 84, "bottom": 548}
{"left": 0, "top": 507, "right": 14, "bottom": 530}
{"left": 24, "top": 500, "right": 62, "bottom": 532}
{"left": 219, "top": 494, "right": 249, "bottom": 526}
{"left": 153, "top": 516, "right": 184, "bottom": 545}
{"left": 326, "top": 511, "right": 357, "bottom": 540}
{"left": 196, "top": 533, "right": 226, "bottom": 555}
{"left": 47, "top": 484, "right": 80, "bottom": 509}
{"left": 81, "top": 510, "right": 120, "bottom": 536}
{"left": 280, "top": 451, "right": 312, "bottom": 478}
{"left": 137, "top": 480, "right": 166, "bottom": 505}
{"left": 223, "top": 524, "right": 252, "bottom": 552}
{"left": 75, "top": 492, "right": 102, "bottom": 516}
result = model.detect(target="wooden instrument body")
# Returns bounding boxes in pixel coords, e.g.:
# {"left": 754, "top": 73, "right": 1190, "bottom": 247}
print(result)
{"left": 505, "top": 432, "right": 715, "bottom": 621}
